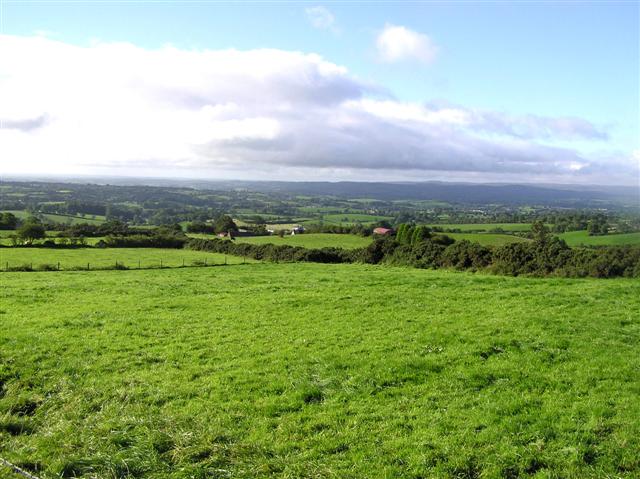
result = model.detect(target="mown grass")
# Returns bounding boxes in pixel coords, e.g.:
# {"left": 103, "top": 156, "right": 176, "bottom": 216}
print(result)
{"left": 559, "top": 230, "right": 640, "bottom": 247}
{"left": 1, "top": 263, "right": 638, "bottom": 478}
{"left": 0, "top": 247, "right": 256, "bottom": 271}
{"left": 235, "top": 233, "right": 371, "bottom": 250}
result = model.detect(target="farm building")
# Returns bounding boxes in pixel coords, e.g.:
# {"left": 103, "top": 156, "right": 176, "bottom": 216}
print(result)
{"left": 373, "top": 227, "right": 394, "bottom": 236}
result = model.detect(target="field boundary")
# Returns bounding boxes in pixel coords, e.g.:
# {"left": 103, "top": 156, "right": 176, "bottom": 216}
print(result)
{"left": 1, "top": 259, "right": 253, "bottom": 273}
{"left": 0, "top": 458, "right": 41, "bottom": 479}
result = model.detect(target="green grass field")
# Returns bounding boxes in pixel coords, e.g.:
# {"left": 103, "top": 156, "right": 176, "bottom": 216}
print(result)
{"left": 2, "top": 210, "right": 106, "bottom": 225}
{"left": 559, "top": 230, "right": 640, "bottom": 247}
{"left": 0, "top": 248, "right": 256, "bottom": 270}
{"left": 308, "top": 213, "right": 393, "bottom": 226}
{"left": 1, "top": 263, "right": 639, "bottom": 478}
{"left": 235, "top": 233, "right": 372, "bottom": 250}
{"left": 428, "top": 223, "right": 535, "bottom": 232}
{"left": 442, "top": 232, "right": 530, "bottom": 246}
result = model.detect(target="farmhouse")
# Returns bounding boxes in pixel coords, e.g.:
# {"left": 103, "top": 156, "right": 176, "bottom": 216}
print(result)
{"left": 373, "top": 227, "right": 394, "bottom": 236}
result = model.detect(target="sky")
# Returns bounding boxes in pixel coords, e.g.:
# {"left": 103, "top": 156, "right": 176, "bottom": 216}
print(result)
{"left": 0, "top": 1, "right": 638, "bottom": 185}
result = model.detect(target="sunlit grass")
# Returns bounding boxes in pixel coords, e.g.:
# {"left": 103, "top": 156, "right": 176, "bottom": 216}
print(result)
{"left": 1, "top": 263, "right": 638, "bottom": 478}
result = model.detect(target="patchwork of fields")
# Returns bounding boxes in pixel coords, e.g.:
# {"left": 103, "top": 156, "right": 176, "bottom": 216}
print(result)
{"left": 1, "top": 264, "right": 639, "bottom": 478}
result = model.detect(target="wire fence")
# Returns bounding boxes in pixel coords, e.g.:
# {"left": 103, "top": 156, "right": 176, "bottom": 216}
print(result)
{"left": 0, "top": 457, "right": 42, "bottom": 479}
{"left": 1, "top": 255, "right": 250, "bottom": 272}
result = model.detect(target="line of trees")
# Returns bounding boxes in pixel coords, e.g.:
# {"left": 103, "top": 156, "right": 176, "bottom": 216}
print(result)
{"left": 187, "top": 222, "right": 639, "bottom": 278}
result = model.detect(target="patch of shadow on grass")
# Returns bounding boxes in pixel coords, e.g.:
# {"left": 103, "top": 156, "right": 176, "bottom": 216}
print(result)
{"left": 0, "top": 419, "right": 34, "bottom": 435}
{"left": 10, "top": 398, "right": 41, "bottom": 417}
{"left": 467, "top": 372, "right": 498, "bottom": 391}
{"left": 300, "top": 385, "right": 325, "bottom": 404}
{"left": 523, "top": 457, "right": 547, "bottom": 475}
{"left": 478, "top": 345, "right": 505, "bottom": 360}
{"left": 448, "top": 456, "right": 481, "bottom": 479}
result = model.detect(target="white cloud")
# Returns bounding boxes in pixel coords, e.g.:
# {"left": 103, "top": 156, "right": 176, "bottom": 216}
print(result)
{"left": 0, "top": 35, "right": 633, "bottom": 184}
{"left": 305, "top": 6, "right": 336, "bottom": 32}
{"left": 376, "top": 24, "right": 438, "bottom": 64}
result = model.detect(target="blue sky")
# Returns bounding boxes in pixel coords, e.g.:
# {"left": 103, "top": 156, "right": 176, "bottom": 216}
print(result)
{"left": 1, "top": 1, "right": 638, "bottom": 184}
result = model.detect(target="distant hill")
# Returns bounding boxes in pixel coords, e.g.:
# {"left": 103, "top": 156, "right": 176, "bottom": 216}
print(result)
{"left": 3, "top": 175, "right": 638, "bottom": 207}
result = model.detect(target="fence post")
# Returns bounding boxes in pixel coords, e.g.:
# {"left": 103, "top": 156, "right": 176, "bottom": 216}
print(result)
{"left": 87, "top": 262, "right": 90, "bottom": 271}
{"left": 225, "top": 255, "right": 227, "bottom": 265}
{"left": 57, "top": 262, "right": 60, "bottom": 271}
{"left": 205, "top": 258, "right": 207, "bottom": 267}
{"left": 5, "top": 261, "right": 7, "bottom": 271}
{"left": 160, "top": 259, "right": 163, "bottom": 268}
{"left": 138, "top": 259, "right": 141, "bottom": 269}
{"left": 182, "top": 258, "right": 185, "bottom": 267}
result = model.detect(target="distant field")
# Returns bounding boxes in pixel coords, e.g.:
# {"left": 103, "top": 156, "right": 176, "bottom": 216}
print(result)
{"left": 236, "top": 233, "right": 371, "bottom": 249}
{"left": 428, "top": 223, "right": 535, "bottom": 232}
{"left": 441, "top": 232, "right": 530, "bottom": 246}
{"left": 2, "top": 210, "right": 32, "bottom": 219}
{"left": 1, "top": 264, "right": 639, "bottom": 477}
{"left": 40, "top": 213, "right": 106, "bottom": 225}
{"left": 0, "top": 231, "right": 63, "bottom": 245}
{"left": 305, "top": 213, "right": 393, "bottom": 226}
{"left": 559, "top": 230, "right": 640, "bottom": 247}
{"left": 2, "top": 210, "right": 106, "bottom": 225}
{"left": 0, "top": 247, "right": 255, "bottom": 270}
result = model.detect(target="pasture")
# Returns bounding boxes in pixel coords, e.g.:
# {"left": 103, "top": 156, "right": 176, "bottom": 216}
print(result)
{"left": 427, "top": 223, "right": 535, "bottom": 232}
{"left": 441, "top": 232, "right": 530, "bottom": 246}
{"left": 1, "top": 210, "right": 106, "bottom": 225}
{"left": 235, "top": 233, "right": 371, "bottom": 250}
{"left": 1, "top": 263, "right": 638, "bottom": 478}
{"left": 558, "top": 230, "right": 640, "bottom": 247}
{"left": 0, "top": 247, "right": 255, "bottom": 271}
{"left": 309, "top": 213, "right": 393, "bottom": 226}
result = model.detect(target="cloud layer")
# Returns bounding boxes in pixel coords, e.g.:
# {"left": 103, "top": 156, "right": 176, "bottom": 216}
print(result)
{"left": 0, "top": 35, "right": 634, "bottom": 184}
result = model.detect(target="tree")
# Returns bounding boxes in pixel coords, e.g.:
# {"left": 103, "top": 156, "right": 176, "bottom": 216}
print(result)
{"left": 410, "top": 225, "right": 431, "bottom": 245}
{"left": 17, "top": 220, "right": 45, "bottom": 244}
{"left": 0, "top": 212, "right": 18, "bottom": 230}
{"left": 214, "top": 215, "right": 238, "bottom": 234}
{"left": 531, "top": 221, "right": 550, "bottom": 245}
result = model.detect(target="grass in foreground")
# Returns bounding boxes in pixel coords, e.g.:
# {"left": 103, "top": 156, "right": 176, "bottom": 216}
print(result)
{"left": 1, "top": 264, "right": 639, "bottom": 478}
{"left": 0, "top": 247, "right": 256, "bottom": 271}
